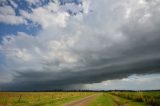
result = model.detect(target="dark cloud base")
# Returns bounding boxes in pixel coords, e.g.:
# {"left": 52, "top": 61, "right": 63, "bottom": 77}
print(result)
{"left": 1, "top": 56, "right": 160, "bottom": 91}
{"left": 1, "top": 0, "right": 160, "bottom": 91}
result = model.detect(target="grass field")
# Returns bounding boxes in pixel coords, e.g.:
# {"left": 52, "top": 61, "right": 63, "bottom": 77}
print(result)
{"left": 110, "top": 91, "right": 160, "bottom": 106}
{"left": 0, "top": 92, "right": 93, "bottom": 106}
{"left": 0, "top": 91, "right": 160, "bottom": 106}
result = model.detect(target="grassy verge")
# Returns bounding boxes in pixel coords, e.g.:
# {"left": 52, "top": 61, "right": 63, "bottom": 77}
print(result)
{"left": 109, "top": 93, "right": 146, "bottom": 106}
{"left": 110, "top": 91, "right": 160, "bottom": 106}
{"left": 32, "top": 95, "right": 89, "bottom": 106}
{"left": 87, "top": 93, "right": 115, "bottom": 106}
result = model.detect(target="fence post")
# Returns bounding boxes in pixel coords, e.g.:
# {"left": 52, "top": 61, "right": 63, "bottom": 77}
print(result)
{"left": 18, "top": 95, "right": 22, "bottom": 103}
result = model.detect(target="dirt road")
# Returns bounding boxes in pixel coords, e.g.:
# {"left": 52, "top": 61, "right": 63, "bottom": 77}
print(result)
{"left": 63, "top": 94, "right": 98, "bottom": 106}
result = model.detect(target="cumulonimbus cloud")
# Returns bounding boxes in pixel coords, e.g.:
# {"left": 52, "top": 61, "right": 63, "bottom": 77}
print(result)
{"left": 0, "top": 0, "right": 160, "bottom": 90}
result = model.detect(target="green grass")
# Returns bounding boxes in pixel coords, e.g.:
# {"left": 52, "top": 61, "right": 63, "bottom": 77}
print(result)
{"left": 87, "top": 92, "right": 149, "bottom": 106}
{"left": 0, "top": 92, "right": 93, "bottom": 106}
{"left": 109, "top": 93, "right": 146, "bottom": 106}
{"left": 110, "top": 91, "right": 160, "bottom": 106}
{"left": 0, "top": 91, "right": 160, "bottom": 106}
{"left": 87, "top": 93, "right": 115, "bottom": 106}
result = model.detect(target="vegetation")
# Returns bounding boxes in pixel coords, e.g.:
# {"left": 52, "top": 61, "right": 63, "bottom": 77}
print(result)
{"left": 87, "top": 93, "right": 147, "bottom": 106}
{"left": 0, "top": 91, "right": 160, "bottom": 106}
{"left": 88, "top": 93, "right": 115, "bottom": 106}
{"left": 109, "top": 93, "right": 146, "bottom": 106}
{"left": 110, "top": 91, "right": 160, "bottom": 106}
{"left": 0, "top": 92, "right": 93, "bottom": 106}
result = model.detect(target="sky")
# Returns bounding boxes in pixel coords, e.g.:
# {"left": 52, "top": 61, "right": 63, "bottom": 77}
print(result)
{"left": 0, "top": 0, "right": 160, "bottom": 91}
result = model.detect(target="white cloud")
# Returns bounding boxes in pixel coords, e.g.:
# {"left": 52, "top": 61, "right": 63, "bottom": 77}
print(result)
{"left": 0, "top": 15, "right": 26, "bottom": 25}
{"left": 7, "top": 48, "right": 31, "bottom": 61}
{"left": 21, "top": 1, "right": 69, "bottom": 28}
{"left": 60, "top": 3, "right": 83, "bottom": 14}
{"left": 0, "top": 6, "right": 26, "bottom": 25}
{"left": 0, "top": 29, "right": 80, "bottom": 73}
{"left": 0, "top": 6, "right": 15, "bottom": 15}
{"left": 82, "top": 0, "right": 90, "bottom": 13}
{"left": 25, "top": 0, "right": 42, "bottom": 5}
{"left": 0, "top": 0, "right": 89, "bottom": 27}
{"left": 1, "top": 0, "right": 160, "bottom": 73}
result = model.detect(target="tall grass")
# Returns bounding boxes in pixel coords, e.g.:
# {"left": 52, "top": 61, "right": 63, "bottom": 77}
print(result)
{"left": 110, "top": 92, "right": 160, "bottom": 106}
{"left": 0, "top": 92, "right": 93, "bottom": 106}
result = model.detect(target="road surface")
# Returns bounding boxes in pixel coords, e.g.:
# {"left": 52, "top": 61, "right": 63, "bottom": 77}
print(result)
{"left": 63, "top": 94, "right": 98, "bottom": 106}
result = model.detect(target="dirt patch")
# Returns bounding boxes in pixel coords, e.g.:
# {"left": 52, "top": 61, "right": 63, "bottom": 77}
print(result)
{"left": 63, "top": 94, "right": 98, "bottom": 106}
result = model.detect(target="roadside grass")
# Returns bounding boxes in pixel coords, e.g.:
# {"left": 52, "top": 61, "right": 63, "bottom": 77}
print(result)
{"left": 87, "top": 93, "right": 115, "bottom": 106}
{"left": 109, "top": 93, "right": 146, "bottom": 106}
{"left": 87, "top": 93, "right": 147, "bottom": 106}
{"left": 38, "top": 94, "right": 89, "bottom": 106}
{"left": 110, "top": 91, "right": 160, "bottom": 106}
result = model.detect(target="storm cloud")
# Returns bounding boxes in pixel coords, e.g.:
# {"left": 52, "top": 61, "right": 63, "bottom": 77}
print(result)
{"left": 0, "top": 0, "right": 160, "bottom": 90}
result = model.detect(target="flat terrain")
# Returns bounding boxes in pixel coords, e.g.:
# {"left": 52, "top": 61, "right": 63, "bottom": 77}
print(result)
{"left": 0, "top": 91, "right": 160, "bottom": 106}
{"left": 63, "top": 94, "right": 98, "bottom": 106}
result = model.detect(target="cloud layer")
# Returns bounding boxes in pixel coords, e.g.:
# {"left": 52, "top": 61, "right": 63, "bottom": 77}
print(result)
{"left": 86, "top": 74, "right": 160, "bottom": 90}
{"left": 0, "top": 0, "right": 160, "bottom": 90}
